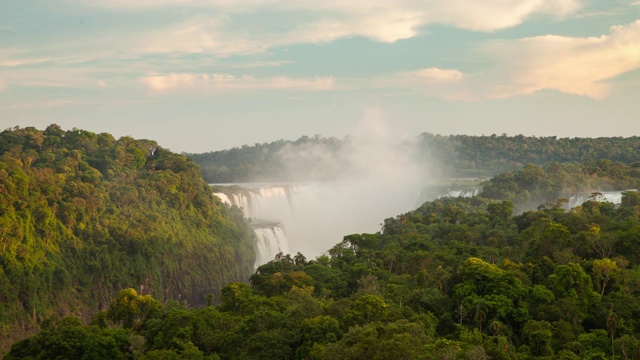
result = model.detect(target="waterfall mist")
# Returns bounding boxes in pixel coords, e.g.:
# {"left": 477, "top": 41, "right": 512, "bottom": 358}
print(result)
{"left": 250, "top": 109, "right": 429, "bottom": 259}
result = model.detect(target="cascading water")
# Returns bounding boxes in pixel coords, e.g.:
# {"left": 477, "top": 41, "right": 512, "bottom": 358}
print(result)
{"left": 213, "top": 182, "right": 421, "bottom": 267}
{"left": 213, "top": 192, "right": 232, "bottom": 206}
{"left": 253, "top": 226, "right": 291, "bottom": 267}
{"left": 415, "top": 185, "right": 482, "bottom": 206}
{"left": 566, "top": 190, "right": 634, "bottom": 209}
{"left": 214, "top": 188, "right": 293, "bottom": 268}
{"left": 437, "top": 188, "right": 480, "bottom": 199}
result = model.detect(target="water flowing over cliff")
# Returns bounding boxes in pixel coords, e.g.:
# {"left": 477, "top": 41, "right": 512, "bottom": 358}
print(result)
{"left": 214, "top": 182, "right": 421, "bottom": 265}
{"left": 415, "top": 182, "right": 482, "bottom": 206}
{"left": 566, "top": 190, "right": 634, "bottom": 209}
{"left": 436, "top": 188, "right": 481, "bottom": 199}
{"left": 254, "top": 226, "right": 291, "bottom": 266}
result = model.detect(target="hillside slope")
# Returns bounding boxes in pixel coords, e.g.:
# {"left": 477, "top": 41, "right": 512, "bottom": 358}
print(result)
{"left": 0, "top": 125, "right": 255, "bottom": 353}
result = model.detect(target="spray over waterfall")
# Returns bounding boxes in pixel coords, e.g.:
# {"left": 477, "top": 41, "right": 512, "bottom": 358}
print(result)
{"left": 565, "top": 190, "right": 631, "bottom": 209}
{"left": 214, "top": 181, "right": 425, "bottom": 267}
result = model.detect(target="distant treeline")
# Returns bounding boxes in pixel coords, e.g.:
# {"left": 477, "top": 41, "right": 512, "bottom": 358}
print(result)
{"left": 420, "top": 134, "right": 640, "bottom": 177}
{"left": 7, "top": 189, "right": 640, "bottom": 359}
{"left": 0, "top": 125, "right": 256, "bottom": 354}
{"left": 187, "top": 135, "right": 344, "bottom": 183}
{"left": 479, "top": 161, "right": 640, "bottom": 213}
{"left": 187, "top": 134, "right": 640, "bottom": 183}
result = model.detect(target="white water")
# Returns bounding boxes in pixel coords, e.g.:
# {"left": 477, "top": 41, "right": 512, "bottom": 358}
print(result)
{"left": 253, "top": 226, "right": 291, "bottom": 267}
{"left": 213, "top": 192, "right": 232, "bottom": 206}
{"left": 437, "top": 188, "right": 480, "bottom": 199}
{"left": 214, "top": 182, "right": 421, "bottom": 264}
{"left": 566, "top": 190, "right": 632, "bottom": 209}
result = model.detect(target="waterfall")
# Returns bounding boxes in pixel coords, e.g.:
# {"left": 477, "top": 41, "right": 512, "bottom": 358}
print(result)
{"left": 213, "top": 192, "right": 232, "bottom": 206}
{"left": 214, "top": 186, "right": 295, "bottom": 268}
{"left": 566, "top": 190, "right": 632, "bottom": 209}
{"left": 253, "top": 226, "right": 291, "bottom": 267}
{"left": 437, "top": 188, "right": 480, "bottom": 199}
{"left": 212, "top": 182, "right": 421, "bottom": 265}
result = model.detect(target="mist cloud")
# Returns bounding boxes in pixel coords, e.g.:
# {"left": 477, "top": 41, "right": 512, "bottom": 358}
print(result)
{"left": 266, "top": 109, "right": 428, "bottom": 256}
{"left": 276, "top": 108, "right": 426, "bottom": 186}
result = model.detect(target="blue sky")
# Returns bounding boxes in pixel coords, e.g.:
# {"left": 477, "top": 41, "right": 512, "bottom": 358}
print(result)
{"left": 1, "top": 0, "right": 639, "bottom": 152}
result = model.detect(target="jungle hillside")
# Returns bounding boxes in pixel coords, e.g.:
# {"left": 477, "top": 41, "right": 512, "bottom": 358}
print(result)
{"left": 0, "top": 125, "right": 256, "bottom": 354}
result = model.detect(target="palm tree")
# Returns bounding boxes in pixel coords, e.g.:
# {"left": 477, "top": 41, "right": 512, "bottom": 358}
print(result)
{"left": 293, "top": 252, "right": 307, "bottom": 266}
{"left": 474, "top": 299, "right": 488, "bottom": 333}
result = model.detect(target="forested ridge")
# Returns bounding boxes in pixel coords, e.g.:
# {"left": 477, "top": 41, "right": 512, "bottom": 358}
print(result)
{"left": 188, "top": 134, "right": 640, "bottom": 183}
{"left": 3, "top": 126, "right": 640, "bottom": 359}
{"left": 420, "top": 134, "right": 640, "bottom": 177}
{"left": 7, "top": 187, "right": 640, "bottom": 358}
{"left": 478, "top": 161, "right": 640, "bottom": 213}
{"left": 0, "top": 125, "right": 256, "bottom": 354}
{"left": 187, "top": 135, "right": 344, "bottom": 183}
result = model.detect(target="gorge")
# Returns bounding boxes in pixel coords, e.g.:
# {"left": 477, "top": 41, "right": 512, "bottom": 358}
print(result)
{"left": 213, "top": 182, "right": 423, "bottom": 266}
{"left": 212, "top": 182, "right": 493, "bottom": 267}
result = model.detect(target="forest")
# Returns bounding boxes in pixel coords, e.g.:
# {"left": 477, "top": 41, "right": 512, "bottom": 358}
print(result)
{"left": 0, "top": 126, "right": 256, "bottom": 354}
{"left": 478, "top": 161, "right": 640, "bottom": 213}
{"left": 6, "top": 189, "right": 640, "bottom": 359}
{"left": 187, "top": 134, "right": 640, "bottom": 183}
{"left": 2, "top": 126, "right": 640, "bottom": 359}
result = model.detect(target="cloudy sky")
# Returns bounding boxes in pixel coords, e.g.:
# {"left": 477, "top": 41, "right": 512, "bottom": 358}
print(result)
{"left": 1, "top": 0, "right": 639, "bottom": 153}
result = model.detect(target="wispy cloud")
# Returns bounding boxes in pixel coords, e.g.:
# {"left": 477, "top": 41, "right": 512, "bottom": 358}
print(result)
{"left": 0, "top": 67, "right": 118, "bottom": 89}
{"left": 0, "top": 99, "right": 88, "bottom": 110}
{"left": 405, "top": 68, "right": 465, "bottom": 83}
{"left": 484, "top": 19, "right": 640, "bottom": 99}
{"left": 139, "top": 10, "right": 425, "bottom": 56}
{"left": 378, "top": 20, "right": 640, "bottom": 101}
{"left": 138, "top": 72, "right": 336, "bottom": 92}
{"left": 121, "top": 1, "right": 583, "bottom": 56}
{"left": 375, "top": 67, "right": 474, "bottom": 101}
{"left": 0, "top": 58, "right": 50, "bottom": 67}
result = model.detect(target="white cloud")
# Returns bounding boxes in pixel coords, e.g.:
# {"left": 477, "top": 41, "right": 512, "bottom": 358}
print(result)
{"left": 138, "top": 72, "right": 336, "bottom": 92}
{"left": 0, "top": 58, "right": 50, "bottom": 67}
{"left": 377, "top": 20, "right": 640, "bottom": 101}
{"left": 375, "top": 67, "right": 474, "bottom": 101}
{"left": 0, "top": 67, "right": 119, "bottom": 89}
{"left": 484, "top": 19, "right": 640, "bottom": 99}
{"left": 409, "top": 67, "right": 464, "bottom": 82}
{"left": 421, "top": 0, "right": 580, "bottom": 32}
{"left": 0, "top": 98, "right": 93, "bottom": 110}
{"left": 140, "top": 9, "right": 425, "bottom": 56}
{"left": 135, "top": 0, "right": 582, "bottom": 55}
{"left": 0, "top": 78, "right": 5, "bottom": 90}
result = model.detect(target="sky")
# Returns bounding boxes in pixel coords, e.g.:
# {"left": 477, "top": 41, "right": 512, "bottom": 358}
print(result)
{"left": 1, "top": 0, "right": 639, "bottom": 153}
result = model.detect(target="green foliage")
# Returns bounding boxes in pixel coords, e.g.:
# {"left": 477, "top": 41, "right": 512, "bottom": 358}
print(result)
{"left": 188, "top": 135, "right": 345, "bottom": 183}
{"left": 188, "top": 133, "right": 640, "bottom": 182}
{"left": 481, "top": 162, "right": 640, "bottom": 213}
{"left": 11, "top": 190, "right": 640, "bottom": 358}
{"left": 4, "top": 316, "right": 131, "bottom": 360}
{"left": 5, "top": 134, "right": 640, "bottom": 359}
{"left": 107, "top": 288, "right": 161, "bottom": 329}
{"left": 0, "top": 125, "right": 256, "bottom": 353}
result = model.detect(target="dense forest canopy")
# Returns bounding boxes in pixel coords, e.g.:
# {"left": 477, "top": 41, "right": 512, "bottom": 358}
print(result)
{"left": 420, "top": 134, "right": 640, "bottom": 178}
{"left": 3, "top": 126, "right": 640, "bottom": 359}
{"left": 187, "top": 135, "right": 346, "bottom": 183}
{"left": 187, "top": 134, "right": 640, "bottom": 183}
{"left": 478, "top": 161, "right": 640, "bottom": 213}
{"left": 7, "top": 189, "right": 640, "bottom": 359}
{"left": 0, "top": 125, "right": 256, "bottom": 354}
